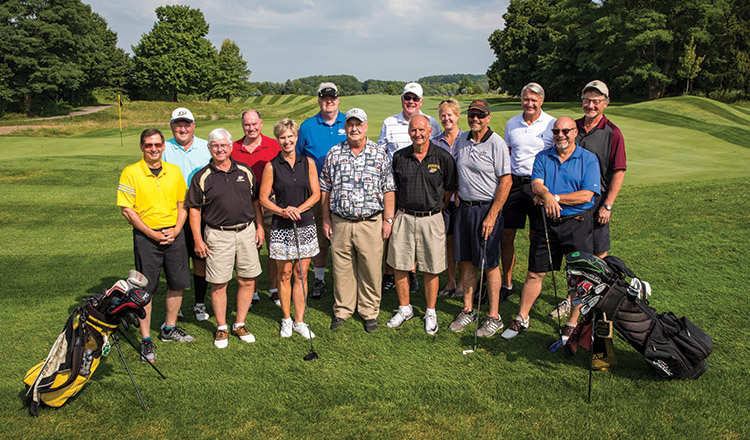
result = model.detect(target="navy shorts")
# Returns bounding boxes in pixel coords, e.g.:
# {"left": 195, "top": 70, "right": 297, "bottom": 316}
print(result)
{"left": 133, "top": 229, "right": 191, "bottom": 294}
{"left": 453, "top": 201, "right": 503, "bottom": 268}
{"left": 502, "top": 176, "right": 540, "bottom": 230}
{"left": 528, "top": 211, "right": 593, "bottom": 273}
{"left": 442, "top": 202, "right": 457, "bottom": 236}
{"left": 592, "top": 194, "right": 611, "bottom": 254}
{"left": 183, "top": 221, "right": 206, "bottom": 261}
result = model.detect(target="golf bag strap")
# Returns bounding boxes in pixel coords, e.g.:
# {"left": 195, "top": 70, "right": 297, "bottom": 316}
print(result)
{"left": 593, "top": 280, "right": 629, "bottom": 317}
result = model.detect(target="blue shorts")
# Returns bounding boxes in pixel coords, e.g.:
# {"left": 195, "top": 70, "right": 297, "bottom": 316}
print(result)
{"left": 442, "top": 202, "right": 457, "bottom": 236}
{"left": 592, "top": 194, "right": 611, "bottom": 254}
{"left": 453, "top": 201, "right": 503, "bottom": 268}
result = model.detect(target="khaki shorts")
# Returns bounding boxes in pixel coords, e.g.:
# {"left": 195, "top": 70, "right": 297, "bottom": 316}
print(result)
{"left": 204, "top": 223, "right": 262, "bottom": 284}
{"left": 312, "top": 200, "right": 330, "bottom": 250}
{"left": 386, "top": 210, "right": 446, "bottom": 274}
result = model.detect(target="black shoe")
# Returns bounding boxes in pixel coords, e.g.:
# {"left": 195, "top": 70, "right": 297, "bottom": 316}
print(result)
{"left": 474, "top": 281, "right": 488, "bottom": 305}
{"left": 364, "top": 319, "right": 379, "bottom": 333}
{"left": 311, "top": 278, "right": 326, "bottom": 300}
{"left": 382, "top": 274, "right": 395, "bottom": 292}
{"left": 409, "top": 272, "right": 419, "bottom": 292}
{"left": 499, "top": 286, "right": 514, "bottom": 303}
{"left": 331, "top": 317, "right": 346, "bottom": 330}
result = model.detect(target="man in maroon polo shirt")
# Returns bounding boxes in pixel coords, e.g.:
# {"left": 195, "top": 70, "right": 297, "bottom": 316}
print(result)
{"left": 231, "top": 109, "right": 282, "bottom": 306}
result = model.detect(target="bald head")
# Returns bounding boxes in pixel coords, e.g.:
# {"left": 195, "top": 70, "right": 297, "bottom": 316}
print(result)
{"left": 409, "top": 114, "right": 432, "bottom": 151}
{"left": 552, "top": 117, "right": 577, "bottom": 151}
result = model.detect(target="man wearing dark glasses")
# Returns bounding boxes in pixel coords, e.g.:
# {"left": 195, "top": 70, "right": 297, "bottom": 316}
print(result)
{"left": 501, "top": 117, "right": 600, "bottom": 340}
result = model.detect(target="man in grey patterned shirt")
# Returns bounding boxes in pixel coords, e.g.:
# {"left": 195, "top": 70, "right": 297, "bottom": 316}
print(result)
{"left": 320, "top": 108, "right": 396, "bottom": 333}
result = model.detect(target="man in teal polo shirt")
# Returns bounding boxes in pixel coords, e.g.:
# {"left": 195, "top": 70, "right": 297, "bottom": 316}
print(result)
{"left": 297, "top": 82, "right": 347, "bottom": 300}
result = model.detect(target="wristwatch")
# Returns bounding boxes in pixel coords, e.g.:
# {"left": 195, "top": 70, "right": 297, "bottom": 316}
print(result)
{"left": 604, "top": 204, "right": 613, "bottom": 211}
{"left": 384, "top": 218, "right": 394, "bottom": 224}
{"left": 554, "top": 195, "right": 560, "bottom": 202}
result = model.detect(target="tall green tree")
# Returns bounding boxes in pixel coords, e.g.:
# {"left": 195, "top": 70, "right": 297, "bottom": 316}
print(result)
{"left": 0, "top": 0, "right": 129, "bottom": 115}
{"left": 677, "top": 37, "right": 705, "bottom": 95}
{"left": 132, "top": 5, "right": 217, "bottom": 101}
{"left": 212, "top": 39, "right": 251, "bottom": 102}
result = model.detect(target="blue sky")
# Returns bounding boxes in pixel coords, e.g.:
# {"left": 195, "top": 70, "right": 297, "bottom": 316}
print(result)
{"left": 84, "top": 0, "right": 510, "bottom": 83}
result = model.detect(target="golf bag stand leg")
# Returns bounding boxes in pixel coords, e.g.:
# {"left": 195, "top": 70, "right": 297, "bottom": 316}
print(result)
{"left": 112, "top": 334, "right": 148, "bottom": 411}
{"left": 115, "top": 329, "right": 167, "bottom": 379}
{"left": 588, "top": 310, "right": 596, "bottom": 404}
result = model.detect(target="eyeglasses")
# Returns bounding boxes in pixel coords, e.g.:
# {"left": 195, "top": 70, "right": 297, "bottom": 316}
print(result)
{"left": 468, "top": 112, "right": 488, "bottom": 119}
{"left": 143, "top": 142, "right": 163, "bottom": 148}
{"left": 209, "top": 143, "right": 231, "bottom": 150}
{"left": 403, "top": 95, "right": 421, "bottom": 102}
{"left": 582, "top": 98, "right": 606, "bottom": 105}
{"left": 551, "top": 128, "right": 575, "bottom": 135}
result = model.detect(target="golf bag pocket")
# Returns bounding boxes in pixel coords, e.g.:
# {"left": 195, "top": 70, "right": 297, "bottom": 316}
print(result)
{"left": 656, "top": 312, "right": 713, "bottom": 369}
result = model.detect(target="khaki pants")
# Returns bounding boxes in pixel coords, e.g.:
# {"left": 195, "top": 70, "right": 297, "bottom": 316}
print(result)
{"left": 331, "top": 214, "right": 383, "bottom": 320}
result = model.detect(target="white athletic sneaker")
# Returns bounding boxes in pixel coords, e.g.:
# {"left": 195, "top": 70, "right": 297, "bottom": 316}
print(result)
{"left": 549, "top": 298, "right": 572, "bottom": 319}
{"left": 280, "top": 318, "right": 293, "bottom": 338}
{"left": 424, "top": 313, "right": 438, "bottom": 335}
{"left": 387, "top": 307, "right": 414, "bottom": 328}
{"left": 194, "top": 303, "right": 209, "bottom": 321}
{"left": 293, "top": 322, "right": 315, "bottom": 339}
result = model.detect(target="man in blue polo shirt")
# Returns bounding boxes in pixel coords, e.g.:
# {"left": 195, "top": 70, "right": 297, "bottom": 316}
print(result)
{"left": 502, "top": 117, "right": 600, "bottom": 340}
{"left": 297, "top": 82, "right": 347, "bottom": 300}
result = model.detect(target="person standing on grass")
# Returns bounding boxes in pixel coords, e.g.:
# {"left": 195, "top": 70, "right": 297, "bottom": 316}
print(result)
{"left": 117, "top": 128, "right": 194, "bottom": 364}
{"left": 162, "top": 108, "right": 212, "bottom": 323}
{"left": 297, "top": 82, "right": 348, "bottom": 301}
{"left": 501, "top": 83, "right": 556, "bottom": 304}
{"left": 320, "top": 108, "right": 396, "bottom": 333}
{"left": 431, "top": 98, "right": 465, "bottom": 299}
{"left": 501, "top": 117, "right": 600, "bottom": 340}
{"left": 259, "top": 118, "right": 320, "bottom": 339}
{"left": 386, "top": 115, "right": 457, "bottom": 335}
{"left": 378, "top": 82, "right": 440, "bottom": 294}
{"left": 187, "top": 128, "right": 264, "bottom": 349}
{"left": 548, "top": 80, "right": 627, "bottom": 320}
{"left": 447, "top": 100, "right": 512, "bottom": 338}
{"left": 231, "top": 110, "right": 282, "bottom": 308}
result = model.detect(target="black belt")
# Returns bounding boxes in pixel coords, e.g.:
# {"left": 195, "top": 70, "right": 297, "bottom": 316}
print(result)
{"left": 512, "top": 174, "right": 532, "bottom": 184}
{"left": 549, "top": 214, "right": 585, "bottom": 224}
{"left": 206, "top": 221, "right": 252, "bottom": 231}
{"left": 399, "top": 208, "right": 441, "bottom": 217}
{"left": 333, "top": 212, "right": 381, "bottom": 222}
{"left": 462, "top": 200, "right": 492, "bottom": 207}
{"left": 155, "top": 225, "right": 176, "bottom": 231}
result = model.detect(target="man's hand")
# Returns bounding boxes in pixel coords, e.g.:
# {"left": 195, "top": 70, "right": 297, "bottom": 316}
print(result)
{"left": 481, "top": 212, "right": 496, "bottom": 240}
{"left": 255, "top": 223, "right": 264, "bottom": 248}
{"left": 543, "top": 193, "right": 562, "bottom": 218}
{"left": 382, "top": 220, "right": 392, "bottom": 240}
{"left": 194, "top": 239, "right": 209, "bottom": 258}
{"left": 323, "top": 217, "right": 333, "bottom": 240}
{"left": 596, "top": 206, "right": 611, "bottom": 225}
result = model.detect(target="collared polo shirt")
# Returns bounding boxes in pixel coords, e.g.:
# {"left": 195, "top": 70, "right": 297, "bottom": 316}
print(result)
{"left": 392, "top": 142, "right": 457, "bottom": 212}
{"left": 453, "top": 129, "right": 511, "bottom": 202}
{"left": 531, "top": 145, "right": 601, "bottom": 216}
{"left": 297, "top": 111, "right": 347, "bottom": 176}
{"left": 504, "top": 110, "right": 556, "bottom": 176}
{"left": 378, "top": 111, "right": 441, "bottom": 157}
{"left": 319, "top": 139, "right": 397, "bottom": 219}
{"left": 117, "top": 159, "right": 187, "bottom": 230}
{"left": 230, "top": 134, "right": 281, "bottom": 186}
{"left": 163, "top": 136, "right": 211, "bottom": 185}
{"left": 431, "top": 129, "right": 465, "bottom": 156}
{"left": 186, "top": 159, "right": 258, "bottom": 227}
{"left": 270, "top": 152, "right": 315, "bottom": 229}
{"left": 575, "top": 115, "right": 626, "bottom": 192}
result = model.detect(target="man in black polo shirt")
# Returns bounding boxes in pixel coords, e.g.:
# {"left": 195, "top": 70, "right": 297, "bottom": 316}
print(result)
{"left": 187, "top": 128, "right": 264, "bottom": 349}
{"left": 386, "top": 115, "right": 457, "bottom": 334}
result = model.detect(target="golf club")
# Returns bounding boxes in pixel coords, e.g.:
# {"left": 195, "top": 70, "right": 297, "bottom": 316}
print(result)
{"left": 588, "top": 310, "right": 596, "bottom": 403}
{"left": 543, "top": 206, "right": 565, "bottom": 353}
{"left": 292, "top": 222, "right": 319, "bottom": 361}
{"left": 111, "top": 334, "right": 148, "bottom": 411}
{"left": 465, "top": 236, "right": 488, "bottom": 355}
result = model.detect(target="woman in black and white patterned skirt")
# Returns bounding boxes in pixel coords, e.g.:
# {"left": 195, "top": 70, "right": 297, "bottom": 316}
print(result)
{"left": 259, "top": 118, "right": 320, "bottom": 339}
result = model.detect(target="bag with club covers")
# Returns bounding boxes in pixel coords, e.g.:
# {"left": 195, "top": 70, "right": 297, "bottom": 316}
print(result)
{"left": 562, "top": 251, "right": 713, "bottom": 380}
{"left": 23, "top": 270, "right": 151, "bottom": 416}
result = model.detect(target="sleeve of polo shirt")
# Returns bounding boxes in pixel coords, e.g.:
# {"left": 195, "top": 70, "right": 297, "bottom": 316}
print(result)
{"left": 185, "top": 172, "right": 204, "bottom": 208}
{"left": 430, "top": 117, "right": 441, "bottom": 135}
{"left": 530, "top": 152, "right": 545, "bottom": 183}
{"left": 382, "top": 153, "right": 397, "bottom": 193}
{"left": 493, "top": 136, "right": 511, "bottom": 177}
{"left": 296, "top": 125, "right": 309, "bottom": 156}
{"left": 175, "top": 174, "right": 187, "bottom": 203}
{"left": 319, "top": 150, "right": 332, "bottom": 193}
{"left": 610, "top": 125, "right": 627, "bottom": 171}
{"left": 378, "top": 121, "right": 388, "bottom": 145}
{"left": 249, "top": 170, "right": 260, "bottom": 200}
{"left": 443, "top": 151, "right": 457, "bottom": 191}
{"left": 116, "top": 168, "right": 136, "bottom": 208}
{"left": 582, "top": 152, "right": 601, "bottom": 195}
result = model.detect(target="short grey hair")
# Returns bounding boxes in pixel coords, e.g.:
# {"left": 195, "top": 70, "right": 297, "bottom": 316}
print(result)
{"left": 521, "top": 82, "right": 545, "bottom": 100}
{"left": 208, "top": 128, "right": 233, "bottom": 144}
{"left": 241, "top": 109, "right": 261, "bottom": 120}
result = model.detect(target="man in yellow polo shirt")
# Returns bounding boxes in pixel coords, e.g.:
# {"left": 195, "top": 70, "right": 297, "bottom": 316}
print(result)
{"left": 117, "top": 128, "right": 194, "bottom": 363}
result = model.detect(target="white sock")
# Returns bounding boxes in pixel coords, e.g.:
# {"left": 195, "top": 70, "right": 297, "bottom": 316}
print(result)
{"left": 282, "top": 317, "right": 292, "bottom": 323}
{"left": 503, "top": 284, "right": 513, "bottom": 290}
{"left": 218, "top": 324, "right": 228, "bottom": 331}
{"left": 517, "top": 315, "right": 529, "bottom": 325}
{"left": 195, "top": 302, "right": 205, "bottom": 307}
{"left": 399, "top": 304, "right": 413, "bottom": 315}
{"left": 232, "top": 322, "right": 244, "bottom": 331}
{"left": 425, "top": 308, "right": 436, "bottom": 317}
{"left": 269, "top": 288, "right": 278, "bottom": 294}
{"left": 314, "top": 267, "right": 325, "bottom": 280}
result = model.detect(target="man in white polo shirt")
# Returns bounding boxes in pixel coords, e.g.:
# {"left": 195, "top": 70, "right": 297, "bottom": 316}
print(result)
{"left": 501, "top": 83, "right": 556, "bottom": 302}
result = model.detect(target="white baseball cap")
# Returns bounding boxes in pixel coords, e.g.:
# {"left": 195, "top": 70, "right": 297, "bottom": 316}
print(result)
{"left": 345, "top": 108, "right": 367, "bottom": 122}
{"left": 402, "top": 82, "right": 423, "bottom": 98}
{"left": 170, "top": 107, "right": 195, "bottom": 123}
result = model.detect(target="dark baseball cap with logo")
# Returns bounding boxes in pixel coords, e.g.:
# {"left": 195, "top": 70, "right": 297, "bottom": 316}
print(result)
{"left": 467, "top": 100, "right": 490, "bottom": 115}
{"left": 317, "top": 82, "right": 339, "bottom": 98}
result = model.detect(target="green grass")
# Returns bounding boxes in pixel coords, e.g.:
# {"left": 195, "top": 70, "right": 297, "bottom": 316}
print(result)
{"left": 0, "top": 96, "right": 749, "bottom": 439}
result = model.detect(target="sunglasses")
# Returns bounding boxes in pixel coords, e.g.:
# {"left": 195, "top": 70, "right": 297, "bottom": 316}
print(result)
{"left": 551, "top": 128, "right": 575, "bottom": 135}
{"left": 403, "top": 95, "right": 421, "bottom": 102}
{"left": 468, "top": 112, "right": 488, "bottom": 119}
{"left": 143, "top": 142, "right": 163, "bottom": 148}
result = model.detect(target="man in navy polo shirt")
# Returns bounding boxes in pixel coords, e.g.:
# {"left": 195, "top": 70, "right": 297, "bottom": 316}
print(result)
{"left": 297, "top": 82, "right": 347, "bottom": 300}
{"left": 501, "top": 117, "right": 600, "bottom": 340}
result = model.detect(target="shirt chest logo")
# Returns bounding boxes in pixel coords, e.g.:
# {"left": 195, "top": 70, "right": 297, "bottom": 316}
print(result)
{"left": 427, "top": 164, "right": 440, "bottom": 173}
{"left": 338, "top": 128, "right": 346, "bottom": 136}
{"left": 237, "top": 175, "right": 246, "bottom": 182}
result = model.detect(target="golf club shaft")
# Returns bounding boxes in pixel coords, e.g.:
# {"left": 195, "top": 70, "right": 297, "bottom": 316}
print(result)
{"left": 292, "top": 222, "right": 316, "bottom": 355}
{"left": 588, "top": 310, "right": 595, "bottom": 403}
{"left": 472, "top": 236, "right": 488, "bottom": 352}
{"left": 116, "top": 329, "right": 167, "bottom": 379}
{"left": 113, "top": 335, "right": 148, "bottom": 411}
{"left": 541, "top": 206, "right": 563, "bottom": 336}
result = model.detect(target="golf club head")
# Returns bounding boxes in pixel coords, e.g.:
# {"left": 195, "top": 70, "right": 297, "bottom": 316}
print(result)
{"left": 303, "top": 350, "right": 319, "bottom": 361}
{"left": 548, "top": 339, "right": 564, "bottom": 352}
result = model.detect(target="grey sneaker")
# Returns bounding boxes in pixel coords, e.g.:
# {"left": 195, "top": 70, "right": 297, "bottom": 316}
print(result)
{"left": 177, "top": 310, "right": 184, "bottom": 321}
{"left": 251, "top": 291, "right": 260, "bottom": 307}
{"left": 424, "top": 313, "right": 438, "bottom": 335}
{"left": 549, "top": 298, "right": 572, "bottom": 318}
{"left": 449, "top": 310, "right": 476, "bottom": 332}
{"left": 194, "top": 303, "right": 209, "bottom": 321}
{"left": 159, "top": 325, "right": 195, "bottom": 342}
{"left": 387, "top": 308, "right": 414, "bottom": 328}
{"left": 140, "top": 340, "right": 156, "bottom": 363}
{"left": 477, "top": 316, "right": 504, "bottom": 337}
{"left": 381, "top": 274, "right": 395, "bottom": 293}
{"left": 501, "top": 316, "right": 529, "bottom": 339}
{"left": 311, "top": 278, "right": 326, "bottom": 300}
{"left": 409, "top": 272, "right": 419, "bottom": 292}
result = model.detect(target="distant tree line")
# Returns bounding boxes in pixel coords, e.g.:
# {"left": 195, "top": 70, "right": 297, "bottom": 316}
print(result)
{"left": 487, "top": 0, "right": 749, "bottom": 101}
